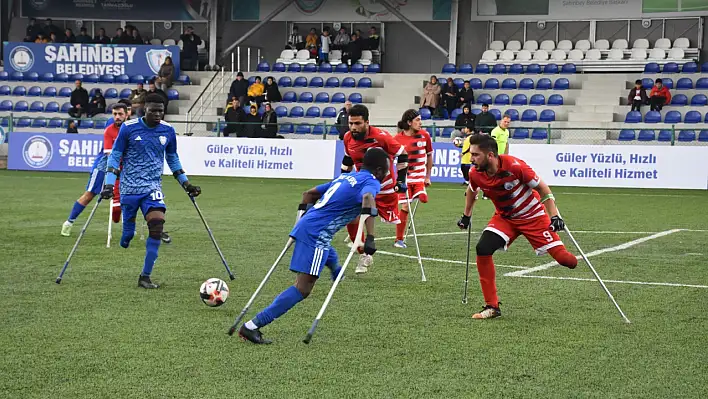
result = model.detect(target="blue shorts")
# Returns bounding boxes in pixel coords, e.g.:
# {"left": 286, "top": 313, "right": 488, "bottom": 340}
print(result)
{"left": 85, "top": 168, "right": 105, "bottom": 195}
{"left": 121, "top": 190, "right": 167, "bottom": 220}
{"left": 289, "top": 239, "right": 339, "bottom": 277}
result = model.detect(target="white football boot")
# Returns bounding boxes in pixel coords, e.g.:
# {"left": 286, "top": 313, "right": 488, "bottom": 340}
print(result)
{"left": 355, "top": 254, "right": 373, "bottom": 274}
{"left": 61, "top": 221, "right": 73, "bottom": 237}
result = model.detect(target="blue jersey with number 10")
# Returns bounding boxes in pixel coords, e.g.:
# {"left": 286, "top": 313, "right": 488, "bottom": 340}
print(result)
{"left": 290, "top": 171, "right": 381, "bottom": 247}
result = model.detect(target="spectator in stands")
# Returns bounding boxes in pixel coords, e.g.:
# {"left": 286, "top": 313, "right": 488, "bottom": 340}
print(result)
{"left": 64, "top": 28, "right": 76, "bottom": 43}
{"left": 228, "top": 72, "right": 249, "bottom": 105}
{"left": 261, "top": 103, "right": 279, "bottom": 138}
{"left": 223, "top": 98, "right": 245, "bottom": 138}
{"left": 132, "top": 28, "right": 145, "bottom": 44}
{"left": 112, "top": 28, "right": 127, "bottom": 44}
{"left": 442, "top": 77, "right": 459, "bottom": 117}
{"left": 247, "top": 76, "right": 265, "bottom": 106}
{"left": 264, "top": 76, "right": 282, "bottom": 103}
{"left": 474, "top": 103, "right": 496, "bottom": 134}
{"left": 333, "top": 27, "right": 349, "bottom": 50}
{"left": 66, "top": 120, "right": 79, "bottom": 134}
{"left": 94, "top": 28, "right": 110, "bottom": 44}
{"left": 157, "top": 56, "right": 175, "bottom": 92}
{"left": 628, "top": 79, "right": 648, "bottom": 112}
{"left": 455, "top": 104, "right": 475, "bottom": 131}
{"left": 44, "top": 19, "right": 62, "bottom": 41}
{"left": 286, "top": 25, "right": 304, "bottom": 50}
{"left": 366, "top": 27, "right": 380, "bottom": 50}
{"left": 25, "top": 18, "right": 42, "bottom": 42}
{"left": 343, "top": 33, "right": 362, "bottom": 66}
{"left": 148, "top": 80, "right": 169, "bottom": 108}
{"left": 76, "top": 27, "right": 92, "bottom": 43}
{"left": 458, "top": 80, "right": 474, "bottom": 108}
{"left": 49, "top": 32, "right": 58, "bottom": 43}
{"left": 35, "top": 33, "right": 48, "bottom": 44}
{"left": 649, "top": 78, "right": 671, "bottom": 112}
{"left": 243, "top": 104, "right": 262, "bottom": 138}
{"left": 336, "top": 100, "right": 352, "bottom": 140}
{"left": 87, "top": 88, "right": 106, "bottom": 117}
{"left": 306, "top": 28, "right": 319, "bottom": 59}
{"left": 320, "top": 27, "right": 331, "bottom": 63}
{"left": 420, "top": 75, "right": 441, "bottom": 116}
{"left": 181, "top": 26, "right": 201, "bottom": 71}
{"left": 68, "top": 80, "right": 89, "bottom": 118}
{"left": 129, "top": 82, "right": 147, "bottom": 117}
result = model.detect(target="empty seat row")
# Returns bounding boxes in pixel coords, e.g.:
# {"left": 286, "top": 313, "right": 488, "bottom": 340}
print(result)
{"left": 453, "top": 77, "right": 570, "bottom": 90}
{"left": 275, "top": 106, "right": 340, "bottom": 118}
{"left": 281, "top": 91, "right": 363, "bottom": 104}
{"left": 1, "top": 116, "right": 106, "bottom": 129}
{"left": 625, "top": 110, "right": 708, "bottom": 124}
{"left": 278, "top": 124, "right": 341, "bottom": 135}
{"left": 490, "top": 38, "right": 692, "bottom": 53}
{"left": 618, "top": 129, "right": 708, "bottom": 142}
{"left": 0, "top": 85, "right": 180, "bottom": 100}
{"left": 276, "top": 76, "right": 372, "bottom": 88}
{"left": 479, "top": 93, "right": 564, "bottom": 106}
{"left": 640, "top": 77, "right": 708, "bottom": 90}
{"left": 644, "top": 61, "right": 707, "bottom": 74}
{"left": 447, "top": 63, "right": 576, "bottom": 75}
{"left": 260, "top": 60, "right": 380, "bottom": 74}
{"left": 670, "top": 94, "right": 708, "bottom": 106}
{"left": 419, "top": 107, "right": 556, "bottom": 122}
{"left": 1, "top": 100, "right": 76, "bottom": 113}
{"left": 0, "top": 71, "right": 191, "bottom": 85}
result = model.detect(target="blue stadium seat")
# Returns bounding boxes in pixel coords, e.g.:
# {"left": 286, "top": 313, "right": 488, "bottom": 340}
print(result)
{"left": 661, "top": 78, "right": 674, "bottom": 89}
{"left": 322, "top": 106, "right": 337, "bottom": 118}
{"left": 167, "top": 89, "right": 179, "bottom": 100}
{"left": 644, "top": 111, "right": 661, "bottom": 123}
{"left": 257, "top": 62, "right": 270, "bottom": 72}
{"left": 539, "top": 109, "right": 555, "bottom": 122}
{"left": 505, "top": 108, "right": 519, "bottom": 121}
{"left": 450, "top": 108, "right": 462, "bottom": 120}
{"left": 490, "top": 108, "right": 502, "bottom": 120}
{"left": 625, "top": 111, "right": 641, "bottom": 123}
{"left": 690, "top": 94, "right": 707, "bottom": 106}
{"left": 279, "top": 123, "right": 293, "bottom": 133}
{"left": 433, "top": 108, "right": 447, "bottom": 120}
{"left": 272, "top": 62, "right": 286, "bottom": 73}
{"left": 696, "top": 78, "right": 708, "bottom": 89}
{"left": 105, "top": 88, "right": 118, "bottom": 99}
{"left": 12, "top": 86, "right": 27, "bottom": 96}
{"left": 491, "top": 64, "right": 506, "bottom": 74}
{"left": 530, "top": 94, "right": 545, "bottom": 105}
{"left": 61, "top": 102, "right": 71, "bottom": 113}
{"left": 305, "top": 106, "right": 321, "bottom": 118}
{"left": 699, "top": 130, "right": 708, "bottom": 142}
{"left": 298, "top": 92, "right": 314, "bottom": 103}
{"left": 512, "top": 94, "right": 528, "bottom": 105}
{"left": 293, "top": 76, "right": 307, "bottom": 87}
{"left": 453, "top": 78, "right": 464, "bottom": 88}
{"left": 705, "top": 113, "right": 708, "bottom": 123}
{"left": 682, "top": 62, "right": 698, "bottom": 73}
{"left": 501, "top": 78, "right": 517, "bottom": 89}
{"left": 543, "top": 63, "right": 559, "bottom": 74}
{"left": 32, "top": 117, "right": 47, "bottom": 128}
{"left": 458, "top": 63, "right": 473, "bottom": 74}
{"left": 342, "top": 77, "right": 356, "bottom": 88}
{"left": 100, "top": 74, "right": 114, "bottom": 83}
{"left": 85, "top": 74, "right": 99, "bottom": 83}
{"left": 469, "top": 78, "right": 483, "bottom": 89}
{"left": 676, "top": 78, "right": 693, "bottom": 89}
{"left": 29, "top": 101, "right": 44, "bottom": 112}
{"left": 366, "top": 64, "right": 381, "bottom": 73}
{"left": 130, "top": 74, "right": 144, "bottom": 84}
{"left": 45, "top": 101, "right": 59, "bottom": 112}
{"left": 115, "top": 74, "right": 129, "bottom": 84}
{"left": 25, "top": 72, "right": 39, "bottom": 81}
{"left": 0, "top": 100, "right": 12, "bottom": 111}
{"left": 702, "top": 62, "right": 708, "bottom": 72}
{"left": 351, "top": 63, "right": 365, "bottom": 73}
{"left": 334, "top": 63, "right": 348, "bottom": 73}
{"left": 484, "top": 78, "right": 499, "bottom": 89}
{"left": 419, "top": 108, "right": 431, "bottom": 120}
{"left": 281, "top": 91, "right": 298, "bottom": 103}
{"left": 678, "top": 130, "right": 696, "bottom": 141}
{"left": 664, "top": 111, "right": 681, "bottom": 123}
{"left": 28, "top": 86, "right": 41, "bottom": 96}
{"left": 513, "top": 128, "right": 529, "bottom": 139}
{"left": 494, "top": 94, "right": 509, "bottom": 105}
{"left": 71, "top": 73, "right": 84, "bottom": 81}
{"left": 442, "top": 63, "right": 457, "bottom": 73}
{"left": 644, "top": 63, "right": 660, "bottom": 73}
{"left": 671, "top": 94, "right": 688, "bottom": 105}
{"left": 16, "top": 117, "right": 31, "bottom": 127}
{"left": 521, "top": 109, "right": 537, "bottom": 121}
{"left": 119, "top": 88, "right": 132, "bottom": 99}
{"left": 553, "top": 78, "right": 570, "bottom": 90}
{"left": 531, "top": 129, "right": 548, "bottom": 140}
{"left": 0, "top": 117, "right": 7, "bottom": 127}
{"left": 247, "top": 76, "right": 256, "bottom": 85}
{"left": 526, "top": 64, "right": 541, "bottom": 74}
{"left": 0, "top": 71, "right": 10, "bottom": 81}
{"left": 275, "top": 106, "right": 288, "bottom": 117}
{"left": 309, "top": 77, "right": 324, "bottom": 87}
{"left": 288, "top": 63, "right": 302, "bottom": 72}
{"left": 658, "top": 130, "right": 673, "bottom": 141}
{"left": 641, "top": 77, "right": 654, "bottom": 90}
{"left": 278, "top": 76, "right": 292, "bottom": 87}
{"left": 325, "top": 77, "right": 339, "bottom": 88}
{"left": 536, "top": 78, "right": 552, "bottom": 90}
{"left": 332, "top": 92, "right": 346, "bottom": 103}
{"left": 663, "top": 62, "right": 679, "bottom": 73}
{"left": 0, "top": 85, "right": 10, "bottom": 95}
{"left": 312, "top": 125, "right": 326, "bottom": 136}
{"left": 441, "top": 127, "right": 455, "bottom": 138}
{"left": 519, "top": 78, "right": 535, "bottom": 90}
{"left": 89, "top": 88, "right": 101, "bottom": 97}
{"left": 684, "top": 110, "right": 702, "bottom": 123}
{"left": 289, "top": 106, "right": 304, "bottom": 117}
{"left": 349, "top": 93, "right": 363, "bottom": 103}
{"left": 315, "top": 92, "right": 329, "bottom": 103}
{"left": 475, "top": 64, "right": 490, "bottom": 74}
{"left": 296, "top": 124, "right": 312, "bottom": 134}
{"left": 477, "top": 93, "right": 492, "bottom": 105}
{"left": 509, "top": 64, "right": 524, "bottom": 74}
{"left": 638, "top": 130, "right": 655, "bottom": 141}
{"left": 618, "top": 129, "right": 635, "bottom": 141}
{"left": 14, "top": 101, "right": 29, "bottom": 112}
{"left": 561, "top": 63, "right": 576, "bottom": 74}
{"left": 358, "top": 77, "right": 372, "bottom": 88}
{"left": 80, "top": 119, "right": 95, "bottom": 128}
{"left": 48, "top": 118, "right": 63, "bottom": 128}
{"left": 548, "top": 94, "right": 564, "bottom": 105}
{"left": 304, "top": 63, "right": 318, "bottom": 73}
{"left": 39, "top": 72, "right": 54, "bottom": 82}
{"left": 55, "top": 73, "right": 69, "bottom": 82}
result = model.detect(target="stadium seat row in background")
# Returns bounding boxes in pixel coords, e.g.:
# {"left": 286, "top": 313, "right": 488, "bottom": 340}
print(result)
{"left": 443, "top": 61, "right": 708, "bottom": 75}
{"left": 257, "top": 60, "right": 380, "bottom": 74}
{"left": 624, "top": 110, "right": 708, "bottom": 124}
{"left": 617, "top": 129, "right": 708, "bottom": 142}
{"left": 0, "top": 86, "right": 180, "bottom": 100}
{"left": 0, "top": 71, "right": 191, "bottom": 85}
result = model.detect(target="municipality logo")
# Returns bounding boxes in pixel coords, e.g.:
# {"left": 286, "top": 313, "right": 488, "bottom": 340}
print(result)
{"left": 146, "top": 49, "right": 172, "bottom": 74}
{"left": 9, "top": 46, "right": 35, "bottom": 73}
{"left": 28, "top": 0, "right": 50, "bottom": 10}
{"left": 23, "top": 135, "right": 53, "bottom": 169}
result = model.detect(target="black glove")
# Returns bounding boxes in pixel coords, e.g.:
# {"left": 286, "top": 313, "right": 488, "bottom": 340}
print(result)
{"left": 457, "top": 215, "right": 470, "bottom": 229}
{"left": 363, "top": 234, "right": 376, "bottom": 255}
{"left": 549, "top": 215, "right": 565, "bottom": 232}
{"left": 100, "top": 184, "right": 114, "bottom": 199}
{"left": 296, "top": 203, "right": 309, "bottom": 222}
{"left": 183, "top": 182, "right": 201, "bottom": 197}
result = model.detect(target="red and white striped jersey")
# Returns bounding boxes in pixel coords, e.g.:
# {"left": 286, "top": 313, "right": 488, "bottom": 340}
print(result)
{"left": 395, "top": 129, "right": 433, "bottom": 184}
{"left": 468, "top": 155, "right": 544, "bottom": 220}
{"left": 343, "top": 126, "right": 404, "bottom": 195}
{"left": 104, "top": 124, "right": 120, "bottom": 154}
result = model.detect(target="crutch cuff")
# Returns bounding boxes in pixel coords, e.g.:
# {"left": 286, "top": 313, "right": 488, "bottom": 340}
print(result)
{"left": 361, "top": 207, "right": 378, "bottom": 216}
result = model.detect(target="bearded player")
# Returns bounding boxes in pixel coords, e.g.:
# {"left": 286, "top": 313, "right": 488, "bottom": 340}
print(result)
{"left": 341, "top": 104, "right": 409, "bottom": 274}
{"left": 393, "top": 109, "right": 433, "bottom": 248}
{"left": 456, "top": 134, "right": 577, "bottom": 319}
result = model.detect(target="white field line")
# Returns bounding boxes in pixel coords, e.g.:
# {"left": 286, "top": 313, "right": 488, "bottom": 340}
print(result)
{"left": 518, "top": 275, "right": 708, "bottom": 289}
{"left": 375, "top": 250, "right": 527, "bottom": 269}
{"left": 431, "top": 188, "right": 706, "bottom": 198}
{"left": 504, "top": 229, "right": 683, "bottom": 277}
{"left": 377, "top": 229, "right": 706, "bottom": 241}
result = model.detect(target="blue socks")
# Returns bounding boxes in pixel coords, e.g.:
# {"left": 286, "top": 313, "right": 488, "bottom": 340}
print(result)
{"left": 120, "top": 219, "right": 136, "bottom": 248}
{"left": 141, "top": 237, "right": 161, "bottom": 277}
{"left": 67, "top": 201, "right": 86, "bottom": 223}
{"left": 253, "top": 286, "right": 305, "bottom": 328}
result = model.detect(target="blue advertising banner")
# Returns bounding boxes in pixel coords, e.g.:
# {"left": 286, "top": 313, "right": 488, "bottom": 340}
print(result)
{"left": 22, "top": 0, "right": 209, "bottom": 21}
{"left": 8, "top": 132, "right": 103, "bottom": 172}
{"left": 4, "top": 42, "right": 180, "bottom": 77}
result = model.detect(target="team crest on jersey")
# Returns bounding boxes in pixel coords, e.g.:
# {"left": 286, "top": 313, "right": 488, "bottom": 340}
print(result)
{"left": 416, "top": 141, "right": 425, "bottom": 147}
{"left": 504, "top": 181, "right": 515, "bottom": 190}
{"left": 159, "top": 136, "right": 167, "bottom": 145}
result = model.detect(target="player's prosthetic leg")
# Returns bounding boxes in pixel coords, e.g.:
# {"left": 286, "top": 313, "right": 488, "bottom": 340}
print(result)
{"left": 405, "top": 193, "right": 426, "bottom": 282}
{"left": 56, "top": 198, "right": 103, "bottom": 284}
{"left": 189, "top": 196, "right": 235, "bottom": 280}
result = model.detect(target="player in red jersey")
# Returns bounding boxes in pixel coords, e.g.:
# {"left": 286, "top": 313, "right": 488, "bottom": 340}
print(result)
{"left": 393, "top": 109, "right": 433, "bottom": 248}
{"left": 457, "top": 134, "right": 578, "bottom": 319}
{"left": 104, "top": 109, "right": 123, "bottom": 224}
{"left": 341, "top": 104, "right": 409, "bottom": 274}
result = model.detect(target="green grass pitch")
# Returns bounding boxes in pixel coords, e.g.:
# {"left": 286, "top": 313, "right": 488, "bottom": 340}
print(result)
{"left": 1, "top": 170, "right": 707, "bottom": 398}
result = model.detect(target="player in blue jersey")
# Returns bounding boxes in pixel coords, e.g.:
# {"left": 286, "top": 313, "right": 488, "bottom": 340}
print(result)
{"left": 238, "top": 148, "right": 391, "bottom": 344}
{"left": 100, "top": 93, "right": 201, "bottom": 289}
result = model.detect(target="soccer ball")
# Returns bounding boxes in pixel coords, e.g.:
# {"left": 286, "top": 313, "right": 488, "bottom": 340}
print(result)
{"left": 453, "top": 136, "right": 465, "bottom": 148}
{"left": 199, "top": 278, "right": 229, "bottom": 307}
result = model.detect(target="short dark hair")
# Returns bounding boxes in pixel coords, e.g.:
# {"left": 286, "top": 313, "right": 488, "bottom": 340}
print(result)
{"left": 362, "top": 147, "right": 389, "bottom": 172}
{"left": 655, "top": 78, "right": 663, "bottom": 83}
{"left": 349, "top": 104, "right": 369, "bottom": 121}
{"left": 118, "top": 99, "right": 132, "bottom": 107}
{"left": 112, "top": 103, "right": 128, "bottom": 112}
{"left": 145, "top": 93, "right": 165, "bottom": 105}
{"left": 468, "top": 134, "right": 498, "bottom": 155}
{"left": 635, "top": 79, "right": 642, "bottom": 85}
{"left": 481, "top": 103, "right": 489, "bottom": 107}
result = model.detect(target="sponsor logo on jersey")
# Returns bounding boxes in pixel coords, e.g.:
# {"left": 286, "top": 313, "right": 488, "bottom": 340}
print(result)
{"left": 504, "top": 181, "right": 514, "bottom": 190}
{"left": 23, "top": 135, "right": 53, "bottom": 168}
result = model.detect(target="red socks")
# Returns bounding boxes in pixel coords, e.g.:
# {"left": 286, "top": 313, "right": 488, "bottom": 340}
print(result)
{"left": 548, "top": 246, "right": 578, "bottom": 269}
{"left": 395, "top": 209, "right": 409, "bottom": 241}
{"left": 476, "top": 255, "right": 498, "bottom": 307}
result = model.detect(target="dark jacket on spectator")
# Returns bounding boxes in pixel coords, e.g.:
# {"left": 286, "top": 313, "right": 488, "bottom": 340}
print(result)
{"left": 70, "top": 87, "right": 89, "bottom": 108}
{"left": 158, "top": 63, "right": 175, "bottom": 87}
{"left": 112, "top": 34, "right": 131, "bottom": 44}
{"left": 181, "top": 33, "right": 201, "bottom": 55}
{"left": 261, "top": 110, "right": 278, "bottom": 138}
{"left": 454, "top": 112, "right": 475, "bottom": 131}
{"left": 76, "top": 34, "right": 92, "bottom": 44}
{"left": 474, "top": 112, "right": 497, "bottom": 134}
{"left": 243, "top": 112, "right": 262, "bottom": 138}
{"left": 264, "top": 81, "right": 282, "bottom": 103}
{"left": 458, "top": 87, "right": 475, "bottom": 107}
{"left": 627, "top": 87, "right": 648, "bottom": 104}
{"left": 94, "top": 34, "right": 110, "bottom": 44}
{"left": 229, "top": 78, "right": 250, "bottom": 102}
{"left": 336, "top": 107, "right": 349, "bottom": 139}
{"left": 64, "top": 33, "right": 76, "bottom": 43}
{"left": 345, "top": 39, "right": 362, "bottom": 64}
{"left": 88, "top": 93, "right": 106, "bottom": 114}
{"left": 223, "top": 105, "right": 246, "bottom": 137}
{"left": 26, "top": 23, "right": 42, "bottom": 41}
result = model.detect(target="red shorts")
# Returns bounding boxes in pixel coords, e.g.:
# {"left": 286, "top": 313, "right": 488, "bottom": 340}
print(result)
{"left": 484, "top": 213, "right": 563, "bottom": 255}
{"left": 376, "top": 192, "right": 401, "bottom": 224}
{"left": 397, "top": 182, "right": 428, "bottom": 204}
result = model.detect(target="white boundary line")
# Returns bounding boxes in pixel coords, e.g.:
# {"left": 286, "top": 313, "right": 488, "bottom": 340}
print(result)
{"left": 375, "top": 250, "right": 527, "bottom": 269}
{"left": 518, "top": 275, "right": 708, "bottom": 289}
{"left": 379, "top": 228, "right": 708, "bottom": 241}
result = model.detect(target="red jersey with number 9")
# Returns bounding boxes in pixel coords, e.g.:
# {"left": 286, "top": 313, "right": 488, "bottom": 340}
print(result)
{"left": 343, "top": 126, "right": 404, "bottom": 195}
